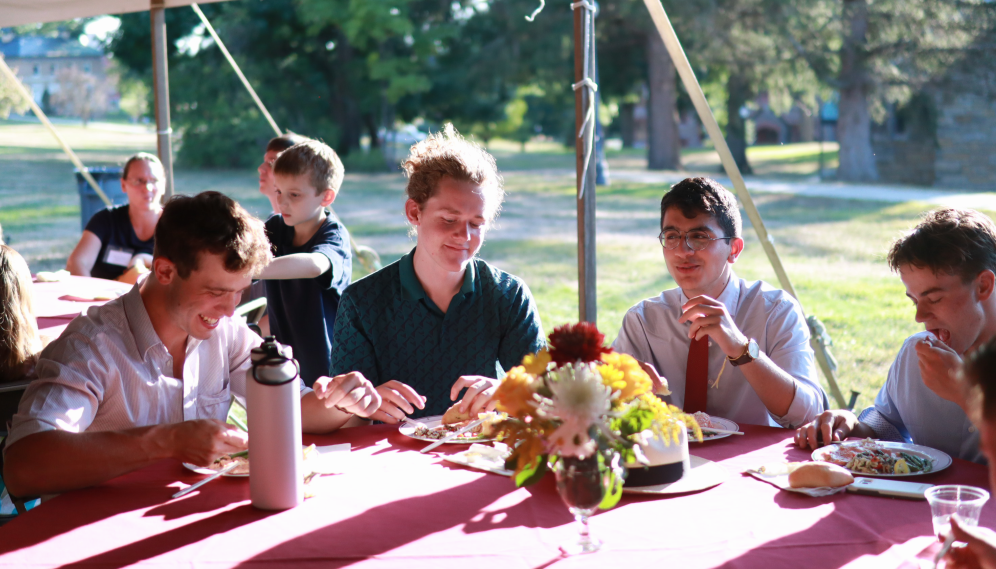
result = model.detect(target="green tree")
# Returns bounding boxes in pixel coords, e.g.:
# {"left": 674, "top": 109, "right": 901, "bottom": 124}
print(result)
{"left": 784, "top": 0, "right": 996, "bottom": 181}
{"left": 0, "top": 68, "right": 29, "bottom": 119}
{"left": 108, "top": 0, "right": 456, "bottom": 167}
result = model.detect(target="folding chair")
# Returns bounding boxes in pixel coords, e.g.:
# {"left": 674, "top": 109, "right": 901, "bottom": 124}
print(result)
{"left": 234, "top": 297, "right": 267, "bottom": 337}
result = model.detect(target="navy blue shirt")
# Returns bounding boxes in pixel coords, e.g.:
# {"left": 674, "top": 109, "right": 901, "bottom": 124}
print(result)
{"left": 264, "top": 213, "right": 352, "bottom": 387}
{"left": 84, "top": 205, "right": 155, "bottom": 281}
{"left": 330, "top": 248, "right": 546, "bottom": 417}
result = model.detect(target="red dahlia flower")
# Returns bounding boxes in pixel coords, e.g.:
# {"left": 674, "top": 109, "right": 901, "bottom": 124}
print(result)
{"left": 547, "top": 322, "right": 613, "bottom": 366}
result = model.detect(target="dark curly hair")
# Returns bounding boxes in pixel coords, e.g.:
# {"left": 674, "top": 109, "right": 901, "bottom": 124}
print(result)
{"left": 660, "top": 177, "right": 741, "bottom": 238}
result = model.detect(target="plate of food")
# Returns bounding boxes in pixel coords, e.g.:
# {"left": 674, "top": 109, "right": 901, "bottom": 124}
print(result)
{"left": 399, "top": 405, "right": 505, "bottom": 444}
{"left": 184, "top": 451, "right": 251, "bottom": 477}
{"left": 811, "top": 439, "right": 951, "bottom": 477}
{"left": 183, "top": 444, "right": 346, "bottom": 478}
{"left": 689, "top": 412, "right": 739, "bottom": 442}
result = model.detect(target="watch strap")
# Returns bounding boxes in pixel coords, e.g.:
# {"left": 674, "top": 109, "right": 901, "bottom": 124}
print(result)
{"left": 729, "top": 339, "right": 757, "bottom": 367}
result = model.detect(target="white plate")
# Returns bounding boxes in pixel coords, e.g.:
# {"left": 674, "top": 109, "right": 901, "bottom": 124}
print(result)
{"left": 443, "top": 444, "right": 514, "bottom": 476}
{"left": 689, "top": 416, "right": 739, "bottom": 442}
{"left": 398, "top": 415, "right": 495, "bottom": 445}
{"left": 184, "top": 458, "right": 248, "bottom": 478}
{"left": 811, "top": 440, "right": 952, "bottom": 477}
{"left": 182, "top": 443, "right": 350, "bottom": 478}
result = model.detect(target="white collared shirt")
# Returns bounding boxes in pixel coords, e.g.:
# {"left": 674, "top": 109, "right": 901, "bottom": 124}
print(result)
{"left": 612, "top": 274, "right": 826, "bottom": 428}
{"left": 8, "top": 283, "right": 309, "bottom": 448}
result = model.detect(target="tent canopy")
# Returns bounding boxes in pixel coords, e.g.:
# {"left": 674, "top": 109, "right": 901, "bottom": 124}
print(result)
{"left": 0, "top": 0, "right": 227, "bottom": 28}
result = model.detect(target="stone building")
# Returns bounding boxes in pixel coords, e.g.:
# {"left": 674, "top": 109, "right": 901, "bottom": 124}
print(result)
{"left": 873, "top": 51, "right": 996, "bottom": 189}
{"left": 0, "top": 34, "right": 109, "bottom": 108}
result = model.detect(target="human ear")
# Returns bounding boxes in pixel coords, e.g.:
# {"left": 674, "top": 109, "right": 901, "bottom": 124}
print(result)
{"left": 976, "top": 270, "right": 995, "bottom": 302}
{"left": 728, "top": 237, "right": 745, "bottom": 262}
{"left": 152, "top": 257, "right": 177, "bottom": 285}
{"left": 404, "top": 199, "right": 422, "bottom": 227}
{"left": 320, "top": 189, "right": 336, "bottom": 207}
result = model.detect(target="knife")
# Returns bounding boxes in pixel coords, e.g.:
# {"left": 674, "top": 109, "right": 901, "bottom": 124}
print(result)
{"left": 172, "top": 461, "right": 239, "bottom": 499}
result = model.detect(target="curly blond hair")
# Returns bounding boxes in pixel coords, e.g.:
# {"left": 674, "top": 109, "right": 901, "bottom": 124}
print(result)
{"left": 401, "top": 124, "right": 504, "bottom": 222}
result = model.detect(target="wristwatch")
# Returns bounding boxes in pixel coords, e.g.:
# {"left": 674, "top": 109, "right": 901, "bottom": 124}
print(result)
{"left": 729, "top": 338, "right": 760, "bottom": 367}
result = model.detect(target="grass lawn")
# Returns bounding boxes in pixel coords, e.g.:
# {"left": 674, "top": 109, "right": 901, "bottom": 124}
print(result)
{"left": 0, "top": 120, "right": 984, "bottom": 413}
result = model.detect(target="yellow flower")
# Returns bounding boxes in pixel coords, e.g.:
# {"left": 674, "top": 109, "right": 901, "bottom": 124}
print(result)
{"left": 598, "top": 352, "right": 652, "bottom": 402}
{"left": 521, "top": 349, "right": 552, "bottom": 376}
{"left": 494, "top": 366, "right": 538, "bottom": 418}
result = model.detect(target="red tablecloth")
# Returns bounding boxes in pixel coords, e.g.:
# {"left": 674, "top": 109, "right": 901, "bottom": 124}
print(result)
{"left": 0, "top": 425, "right": 990, "bottom": 568}
{"left": 32, "top": 276, "right": 131, "bottom": 339}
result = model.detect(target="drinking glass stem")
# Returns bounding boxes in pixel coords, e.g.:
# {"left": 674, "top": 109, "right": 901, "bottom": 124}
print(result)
{"left": 577, "top": 513, "right": 592, "bottom": 545}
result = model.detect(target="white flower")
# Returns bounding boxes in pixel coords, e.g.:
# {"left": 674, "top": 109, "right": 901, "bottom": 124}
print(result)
{"left": 540, "top": 364, "right": 613, "bottom": 458}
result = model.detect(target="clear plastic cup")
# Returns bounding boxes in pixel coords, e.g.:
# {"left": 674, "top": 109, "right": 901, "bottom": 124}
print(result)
{"left": 925, "top": 485, "right": 990, "bottom": 538}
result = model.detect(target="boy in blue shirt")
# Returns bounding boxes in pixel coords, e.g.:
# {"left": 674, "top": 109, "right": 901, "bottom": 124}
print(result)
{"left": 259, "top": 140, "right": 352, "bottom": 387}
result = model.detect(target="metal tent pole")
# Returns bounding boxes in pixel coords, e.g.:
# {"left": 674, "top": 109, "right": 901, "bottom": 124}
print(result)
{"left": 574, "top": 1, "right": 597, "bottom": 324}
{"left": 151, "top": 0, "right": 175, "bottom": 199}
{"left": 641, "top": 0, "right": 847, "bottom": 408}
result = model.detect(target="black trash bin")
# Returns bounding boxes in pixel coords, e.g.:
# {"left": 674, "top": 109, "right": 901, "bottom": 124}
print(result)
{"left": 76, "top": 167, "right": 127, "bottom": 230}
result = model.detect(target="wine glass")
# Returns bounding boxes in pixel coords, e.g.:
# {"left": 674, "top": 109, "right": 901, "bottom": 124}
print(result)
{"left": 554, "top": 455, "right": 605, "bottom": 555}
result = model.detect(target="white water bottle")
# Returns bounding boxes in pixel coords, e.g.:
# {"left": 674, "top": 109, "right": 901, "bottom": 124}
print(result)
{"left": 246, "top": 337, "right": 303, "bottom": 510}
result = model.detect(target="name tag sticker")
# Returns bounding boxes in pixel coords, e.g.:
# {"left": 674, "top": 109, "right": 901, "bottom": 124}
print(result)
{"left": 104, "top": 247, "right": 134, "bottom": 267}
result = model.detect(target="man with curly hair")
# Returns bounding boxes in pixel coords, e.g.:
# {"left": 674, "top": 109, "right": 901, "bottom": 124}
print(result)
{"left": 329, "top": 125, "right": 545, "bottom": 421}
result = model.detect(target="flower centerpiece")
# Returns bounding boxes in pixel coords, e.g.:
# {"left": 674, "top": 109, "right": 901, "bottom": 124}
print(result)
{"left": 493, "top": 322, "right": 701, "bottom": 511}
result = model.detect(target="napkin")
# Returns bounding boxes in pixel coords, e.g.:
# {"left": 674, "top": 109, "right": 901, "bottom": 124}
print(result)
{"left": 308, "top": 443, "right": 350, "bottom": 475}
{"left": 443, "top": 443, "right": 513, "bottom": 476}
{"left": 34, "top": 270, "right": 70, "bottom": 283}
{"left": 304, "top": 444, "right": 350, "bottom": 499}
{"left": 745, "top": 463, "right": 849, "bottom": 497}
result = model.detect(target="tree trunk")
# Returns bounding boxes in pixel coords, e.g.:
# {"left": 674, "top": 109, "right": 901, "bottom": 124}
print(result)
{"left": 620, "top": 102, "right": 635, "bottom": 148}
{"left": 837, "top": 0, "right": 878, "bottom": 182}
{"left": 725, "top": 72, "right": 753, "bottom": 175}
{"left": 647, "top": 32, "right": 681, "bottom": 170}
{"left": 363, "top": 111, "right": 380, "bottom": 149}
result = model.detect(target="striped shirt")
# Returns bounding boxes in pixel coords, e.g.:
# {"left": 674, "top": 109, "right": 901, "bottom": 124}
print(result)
{"left": 7, "top": 283, "right": 307, "bottom": 448}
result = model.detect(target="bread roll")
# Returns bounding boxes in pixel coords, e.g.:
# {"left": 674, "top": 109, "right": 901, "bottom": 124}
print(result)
{"left": 788, "top": 461, "right": 854, "bottom": 488}
{"left": 442, "top": 402, "right": 470, "bottom": 425}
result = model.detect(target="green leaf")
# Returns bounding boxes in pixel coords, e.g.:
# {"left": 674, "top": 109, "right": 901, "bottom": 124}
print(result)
{"left": 598, "top": 465, "right": 624, "bottom": 510}
{"left": 514, "top": 453, "right": 549, "bottom": 487}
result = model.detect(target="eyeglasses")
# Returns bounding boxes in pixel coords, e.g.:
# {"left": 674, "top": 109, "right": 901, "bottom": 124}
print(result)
{"left": 124, "top": 177, "right": 162, "bottom": 187}
{"left": 659, "top": 230, "right": 731, "bottom": 251}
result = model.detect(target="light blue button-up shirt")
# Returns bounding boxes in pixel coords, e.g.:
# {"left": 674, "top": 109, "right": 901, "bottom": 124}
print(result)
{"left": 612, "top": 274, "right": 825, "bottom": 428}
{"left": 865, "top": 331, "right": 983, "bottom": 463}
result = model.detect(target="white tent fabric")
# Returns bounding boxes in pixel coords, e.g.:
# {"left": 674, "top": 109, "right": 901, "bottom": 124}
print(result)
{"left": 0, "top": 0, "right": 227, "bottom": 27}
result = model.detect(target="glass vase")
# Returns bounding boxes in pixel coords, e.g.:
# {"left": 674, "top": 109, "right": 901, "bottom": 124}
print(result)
{"left": 554, "top": 454, "right": 607, "bottom": 555}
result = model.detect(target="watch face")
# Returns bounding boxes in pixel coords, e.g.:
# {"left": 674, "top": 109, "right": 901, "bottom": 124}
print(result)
{"left": 747, "top": 339, "right": 760, "bottom": 359}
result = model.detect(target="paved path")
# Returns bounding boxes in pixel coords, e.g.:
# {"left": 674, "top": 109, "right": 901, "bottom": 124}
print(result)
{"left": 608, "top": 169, "right": 996, "bottom": 210}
